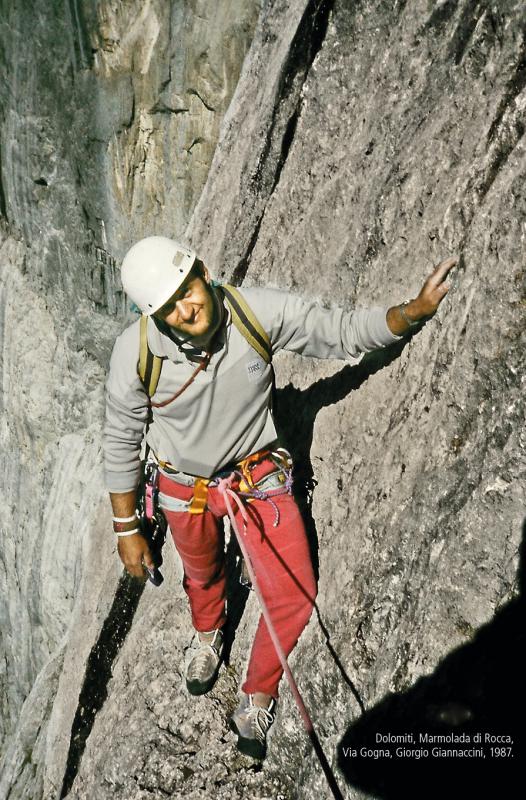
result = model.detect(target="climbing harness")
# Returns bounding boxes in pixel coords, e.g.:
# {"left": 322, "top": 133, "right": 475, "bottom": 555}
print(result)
{"left": 159, "top": 448, "right": 293, "bottom": 525}
{"left": 157, "top": 449, "right": 292, "bottom": 591}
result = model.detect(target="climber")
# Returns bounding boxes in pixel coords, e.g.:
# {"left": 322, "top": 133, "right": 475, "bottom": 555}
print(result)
{"left": 103, "top": 236, "right": 457, "bottom": 760}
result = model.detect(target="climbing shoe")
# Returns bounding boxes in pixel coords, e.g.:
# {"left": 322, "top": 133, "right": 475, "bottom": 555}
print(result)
{"left": 229, "top": 693, "right": 276, "bottom": 759}
{"left": 186, "top": 629, "right": 224, "bottom": 696}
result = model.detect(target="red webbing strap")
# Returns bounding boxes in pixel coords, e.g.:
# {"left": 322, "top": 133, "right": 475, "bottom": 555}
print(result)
{"left": 150, "top": 351, "right": 211, "bottom": 408}
{"left": 217, "top": 482, "right": 345, "bottom": 800}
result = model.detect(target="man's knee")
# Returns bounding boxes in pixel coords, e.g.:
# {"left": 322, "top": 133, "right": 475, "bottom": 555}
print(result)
{"left": 183, "top": 563, "right": 225, "bottom": 591}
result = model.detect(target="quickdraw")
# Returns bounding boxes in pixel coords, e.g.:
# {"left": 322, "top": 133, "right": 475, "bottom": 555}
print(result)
{"left": 212, "top": 449, "right": 293, "bottom": 529}
{"left": 162, "top": 448, "right": 294, "bottom": 524}
{"left": 136, "top": 460, "right": 167, "bottom": 586}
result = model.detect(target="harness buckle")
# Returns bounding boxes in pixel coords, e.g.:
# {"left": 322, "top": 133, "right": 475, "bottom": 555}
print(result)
{"left": 189, "top": 478, "right": 210, "bottom": 514}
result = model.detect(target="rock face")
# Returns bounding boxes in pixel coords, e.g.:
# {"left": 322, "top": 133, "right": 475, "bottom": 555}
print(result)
{"left": 0, "top": 1, "right": 261, "bottom": 798}
{"left": 1, "top": 1, "right": 525, "bottom": 799}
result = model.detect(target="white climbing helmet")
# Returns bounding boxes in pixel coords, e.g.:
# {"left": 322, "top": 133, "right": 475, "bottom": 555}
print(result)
{"left": 121, "top": 236, "right": 198, "bottom": 314}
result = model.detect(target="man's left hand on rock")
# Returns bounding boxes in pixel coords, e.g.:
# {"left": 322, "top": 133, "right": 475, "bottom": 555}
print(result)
{"left": 409, "top": 255, "right": 458, "bottom": 319}
{"left": 387, "top": 254, "right": 458, "bottom": 334}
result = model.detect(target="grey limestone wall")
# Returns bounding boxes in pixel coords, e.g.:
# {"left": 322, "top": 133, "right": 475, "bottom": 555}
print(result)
{"left": 0, "top": 1, "right": 525, "bottom": 799}
{"left": 0, "top": 1, "right": 261, "bottom": 798}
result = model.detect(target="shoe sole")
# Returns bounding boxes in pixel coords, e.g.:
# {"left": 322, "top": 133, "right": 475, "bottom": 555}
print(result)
{"left": 228, "top": 717, "right": 266, "bottom": 760}
{"left": 186, "top": 659, "right": 222, "bottom": 696}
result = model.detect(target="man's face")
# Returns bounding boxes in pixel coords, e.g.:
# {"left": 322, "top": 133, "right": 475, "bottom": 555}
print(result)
{"left": 153, "top": 265, "right": 217, "bottom": 339}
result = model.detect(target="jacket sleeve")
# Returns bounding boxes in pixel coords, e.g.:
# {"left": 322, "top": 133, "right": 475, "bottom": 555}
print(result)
{"left": 103, "top": 324, "right": 149, "bottom": 493}
{"left": 244, "top": 288, "right": 402, "bottom": 362}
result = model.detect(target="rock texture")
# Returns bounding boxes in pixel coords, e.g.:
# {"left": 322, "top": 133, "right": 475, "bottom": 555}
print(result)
{"left": 1, "top": 0, "right": 525, "bottom": 799}
{"left": 0, "top": 1, "right": 261, "bottom": 798}
{"left": 188, "top": 2, "right": 526, "bottom": 794}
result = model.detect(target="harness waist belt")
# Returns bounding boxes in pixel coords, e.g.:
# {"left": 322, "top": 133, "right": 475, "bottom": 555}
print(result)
{"left": 158, "top": 447, "right": 274, "bottom": 487}
{"left": 158, "top": 471, "right": 285, "bottom": 515}
{"left": 158, "top": 465, "right": 196, "bottom": 486}
{"left": 158, "top": 493, "right": 192, "bottom": 513}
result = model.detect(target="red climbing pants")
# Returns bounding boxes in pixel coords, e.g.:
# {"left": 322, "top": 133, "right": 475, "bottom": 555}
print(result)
{"left": 158, "top": 457, "right": 317, "bottom": 699}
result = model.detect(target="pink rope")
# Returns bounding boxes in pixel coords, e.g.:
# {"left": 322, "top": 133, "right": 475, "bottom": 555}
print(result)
{"left": 217, "top": 479, "right": 314, "bottom": 733}
{"left": 215, "top": 475, "right": 249, "bottom": 529}
{"left": 217, "top": 474, "right": 345, "bottom": 800}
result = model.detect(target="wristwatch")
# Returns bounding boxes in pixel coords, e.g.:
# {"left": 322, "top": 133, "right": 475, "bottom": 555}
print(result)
{"left": 398, "top": 303, "right": 421, "bottom": 328}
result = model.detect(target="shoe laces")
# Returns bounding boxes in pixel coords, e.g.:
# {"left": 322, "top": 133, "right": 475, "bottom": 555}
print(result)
{"left": 188, "top": 632, "right": 221, "bottom": 680}
{"left": 246, "top": 699, "right": 275, "bottom": 743}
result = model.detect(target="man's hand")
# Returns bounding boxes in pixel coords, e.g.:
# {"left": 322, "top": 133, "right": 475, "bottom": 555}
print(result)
{"left": 387, "top": 255, "right": 458, "bottom": 335}
{"left": 407, "top": 255, "right": 458, "bottom": 319}
{"left": 117, "top": 532, "right": 155, "bottom": 580}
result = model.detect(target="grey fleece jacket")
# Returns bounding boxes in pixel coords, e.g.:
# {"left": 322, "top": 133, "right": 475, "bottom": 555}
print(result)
{"left": 103, "top": 286, "right": 402, "bottom": 492}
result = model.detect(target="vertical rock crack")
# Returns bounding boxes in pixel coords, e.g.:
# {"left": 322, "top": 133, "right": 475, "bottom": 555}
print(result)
{"left": 231, "top": 0, "right": 335, "bottom": 285}
{"left": 59, "top": 574, "right": 145, "bottom": 798}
